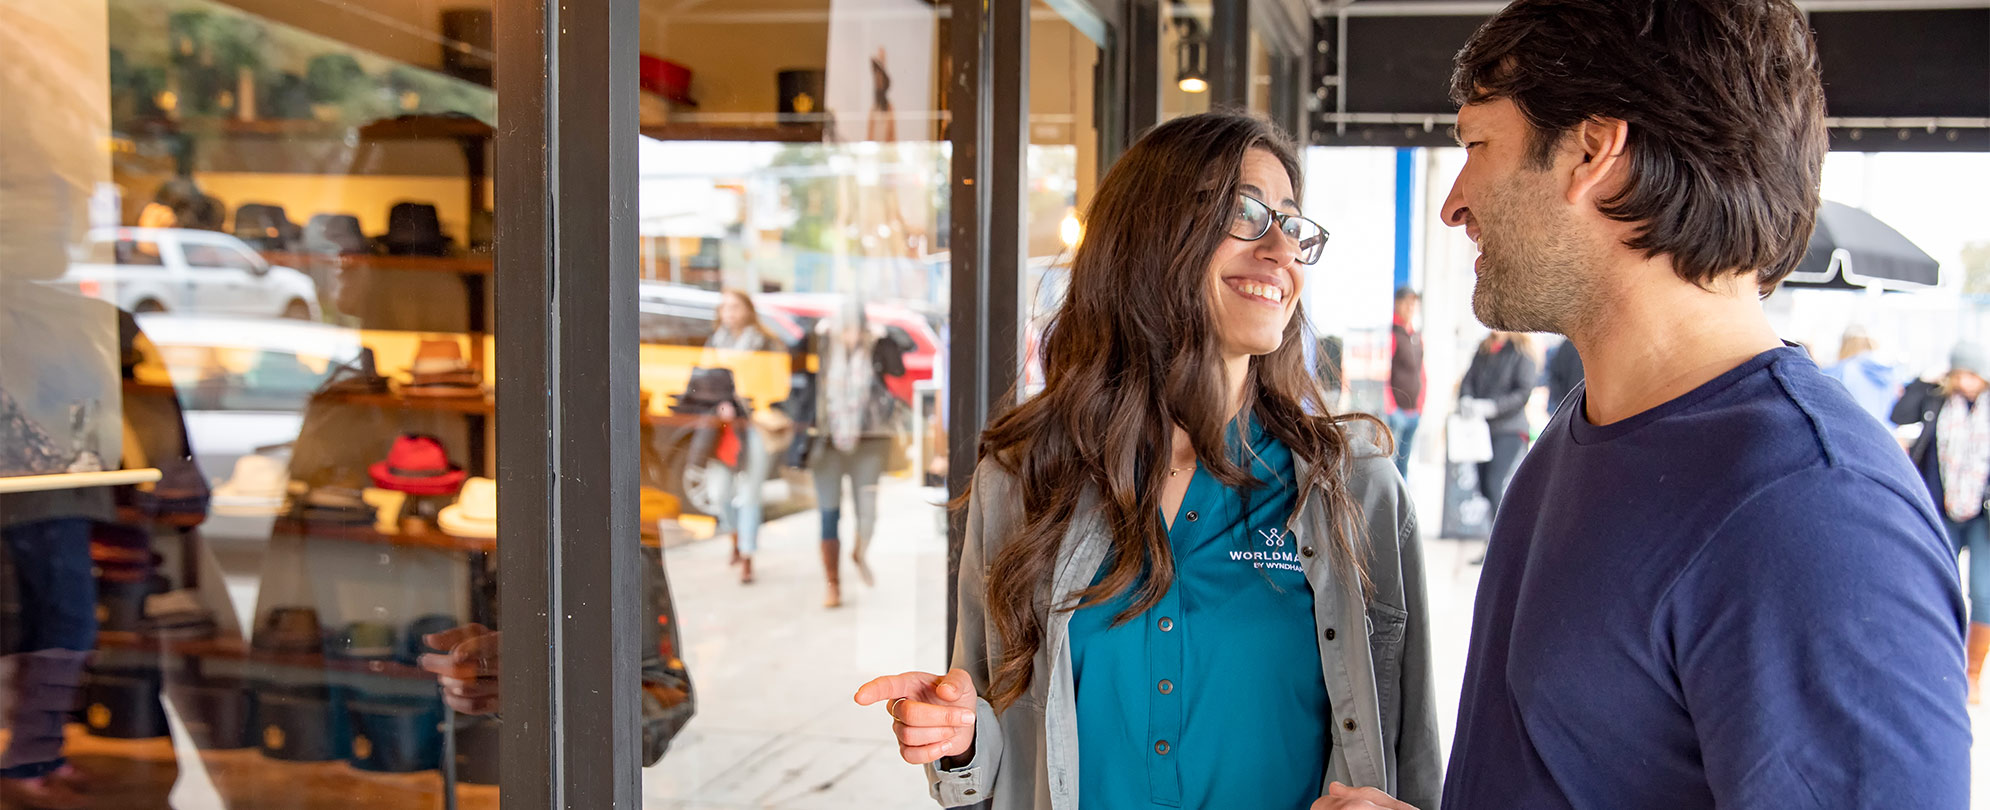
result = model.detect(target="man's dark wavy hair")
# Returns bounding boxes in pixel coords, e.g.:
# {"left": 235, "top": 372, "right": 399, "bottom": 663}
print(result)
{"left": 1451, "top": 0, "right": 1828, "bottom": 295}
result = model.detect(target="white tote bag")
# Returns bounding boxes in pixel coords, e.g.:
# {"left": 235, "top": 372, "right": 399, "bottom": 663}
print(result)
{"left": 1448, "top": 413, "right": 1494, "bottom": 464}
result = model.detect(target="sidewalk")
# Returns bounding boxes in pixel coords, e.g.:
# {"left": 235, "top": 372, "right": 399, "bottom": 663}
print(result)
{"left": 644, "top": 476, "right": 952, "bottom": 809}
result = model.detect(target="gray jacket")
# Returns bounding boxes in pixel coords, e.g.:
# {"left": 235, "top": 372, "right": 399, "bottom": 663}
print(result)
{"left": 929, "top": 430, "right": 1443, "bottom": 809}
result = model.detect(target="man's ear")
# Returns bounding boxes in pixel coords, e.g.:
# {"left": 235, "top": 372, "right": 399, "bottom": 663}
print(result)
{"left": 1566, "top": 117, "right": 1630, "bottom": 206}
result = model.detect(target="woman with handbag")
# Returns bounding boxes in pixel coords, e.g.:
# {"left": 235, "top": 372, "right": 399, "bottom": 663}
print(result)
{"left": 1456, "top": 331, "right": 1539, "bottom": 523}
{"left": 704, "top": 290, "right": 785, "bottom": 585}
{"left": 853, "top": 112, "right": 1441, "bottom": 810}
{"left": 810, "top": 296, "right": 906, "bottom": 608}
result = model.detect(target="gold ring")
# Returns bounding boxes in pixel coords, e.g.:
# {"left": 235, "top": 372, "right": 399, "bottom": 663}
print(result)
{"left": 888, "top": 697, "right": 907, "bottom": 723}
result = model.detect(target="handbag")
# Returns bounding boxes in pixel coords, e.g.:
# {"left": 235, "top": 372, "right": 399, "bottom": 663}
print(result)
{"left": 1447, "top": 413, "right": 1494, "bottom": 464}
{"left": 672, "top": 367, "right": 739, "bottom": 415}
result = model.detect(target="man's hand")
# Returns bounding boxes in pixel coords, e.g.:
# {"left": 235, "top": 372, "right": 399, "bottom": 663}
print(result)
{"left": 418, "top": 623, "right": 501, "bottom": 714}
{"left": 1311, "top": 782, "right": 1419, "bottom": 810}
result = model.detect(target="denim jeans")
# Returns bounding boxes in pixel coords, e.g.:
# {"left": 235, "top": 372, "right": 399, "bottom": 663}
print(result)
{"left": 1383, "top": 411, "right": 1421, "bottom": 479}
{"left": 813, "top": 437, "right": 891, "bottom": 556}
{"left": 1947, "top": 515, "right": 1990, "bottom": 624}
{"left": 717, "top": 426, "right": 770, "bottom": 556}
{"left": 0, "top": 518, "right": 97, "bottom": 778}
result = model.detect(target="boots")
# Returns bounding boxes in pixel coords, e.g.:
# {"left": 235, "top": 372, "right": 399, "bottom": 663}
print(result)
{"left": 0, "top": 651, "right": 90, "bottom": 809}
{"left": 820, "top": 539, "right": 843, "bottom": 608}
{"left": 851, "top": 538, "right": 875, "bottom": 588}
{"left": 1967, "top": 622, "right": 1990, "bottom": 705}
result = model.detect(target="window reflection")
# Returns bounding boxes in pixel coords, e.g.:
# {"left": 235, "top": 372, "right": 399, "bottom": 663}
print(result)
{"left": 0, "top": 0, "right": 1004, "bottom": 803}
{"left": 5, "top": 0, "right": 533, "bottom": 804}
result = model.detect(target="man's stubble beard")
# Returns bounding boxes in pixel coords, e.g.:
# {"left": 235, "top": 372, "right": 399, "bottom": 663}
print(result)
{"left": 1469, "top": 174, "right": 1600, "bottom": 338}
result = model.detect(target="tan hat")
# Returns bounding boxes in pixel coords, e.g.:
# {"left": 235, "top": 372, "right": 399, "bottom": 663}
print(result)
{"left": 438, "top": 477, "right": 497, "bottom": 538}
{"left": 405, "top": 340, "right": 485, "bottom": 398}
{"left": 212, "top": 453, "right": 290, "bottom": 515}
{"left": 409, "top": 340, "right": 471, "bottom": 376}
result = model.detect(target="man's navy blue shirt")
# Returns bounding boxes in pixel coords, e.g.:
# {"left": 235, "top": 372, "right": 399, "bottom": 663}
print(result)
{"left": 1443, "top": 347, "right": 1970, "bottom": 809}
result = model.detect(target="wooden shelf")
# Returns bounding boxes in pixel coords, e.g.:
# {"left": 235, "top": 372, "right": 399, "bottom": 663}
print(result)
{"left": 639, "top": 122, "right": 824, "bottom": 143}
{"left": 162, "top": 116, "right": 495, "bottom": 143}
{"left": 97, "top": 632, "right": 434, "bottom": 681}
{"left": 303, "top": 391, "right": 702, "bottom": 424}
{"left": 642, "top": 410, "right": 687, "bottom": 427}
{"left": 321, "top": 390, "right": 493, "bottom": 415}
{"left": 271, "top": 517, "right": 495, "bottom": 554}
{"left": 123, "top": 380, "right": 181, "bottom": 398}
{"left": 260, "top": 252, "right": 493, "bottom": 276}
{"left": 356, "top": 115, "right": 495, "bottom": 141}
{"left": 271, "top": 516, "right": 662, "bottom": 550}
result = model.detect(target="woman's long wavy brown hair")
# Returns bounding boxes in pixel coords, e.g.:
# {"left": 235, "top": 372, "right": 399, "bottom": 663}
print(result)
{"left": 976, "top": 112, "right": 1385, "bottom": 712}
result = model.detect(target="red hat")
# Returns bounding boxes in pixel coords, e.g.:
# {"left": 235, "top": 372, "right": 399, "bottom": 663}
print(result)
{"left": 369, "top": 434, "right": 468, "bottom": 495}
{"left": 639, "top": 55, "right": 698, "bottom": 107}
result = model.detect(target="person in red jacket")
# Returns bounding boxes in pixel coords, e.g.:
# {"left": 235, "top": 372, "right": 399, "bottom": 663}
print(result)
{"left": 1384, "top": 288, "right": 1425, "bottom": 478}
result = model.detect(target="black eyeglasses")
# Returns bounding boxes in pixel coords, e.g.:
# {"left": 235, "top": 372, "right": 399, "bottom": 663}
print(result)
{"left": 1228, "top": 193, "right": 1329, "bottom": 265}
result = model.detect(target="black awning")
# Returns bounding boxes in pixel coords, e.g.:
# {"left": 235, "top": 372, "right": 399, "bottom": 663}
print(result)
{"left": 1782, "top": 201, "right": 1941, "bottom": 290}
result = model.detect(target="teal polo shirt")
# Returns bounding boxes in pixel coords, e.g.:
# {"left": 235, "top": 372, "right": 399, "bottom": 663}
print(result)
{"left": 1068, "top": 421, "right": 1329, "bottom": 808}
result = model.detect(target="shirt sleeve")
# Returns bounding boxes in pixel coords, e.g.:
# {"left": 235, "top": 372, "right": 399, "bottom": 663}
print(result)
{"left": 925, "top": 463, "right": 1007, "bottom": 806}
{"left": 1663, "top": 467, "right": 1968, "bottom": 809}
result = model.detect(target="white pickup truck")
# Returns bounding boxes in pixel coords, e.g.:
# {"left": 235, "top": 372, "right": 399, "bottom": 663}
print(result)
{"left": 53, "top": 227, "right": 321, "bottom": 320}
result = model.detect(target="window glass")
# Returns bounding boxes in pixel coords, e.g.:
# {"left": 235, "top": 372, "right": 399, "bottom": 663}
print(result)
{"left": 624, "top": 0, "right": 976, "bottom": 802}
{"left": 0, "top": 3, "right": 544, "bottom": 806}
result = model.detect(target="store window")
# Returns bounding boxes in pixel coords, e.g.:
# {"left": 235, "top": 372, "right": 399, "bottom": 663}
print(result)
{"left": 1021, "top": 2, "right": 1104, "bottom": 397}
{"left": 2, "top": 0, "right": 1131, "bottom": 802}
{"left": 0, "top": 1, "right": 569, "bottom": 805}
{"left": 628, "top": 0, "right": 961, "bottom": 802}
{"left": 1161, "top": 1, "right": 1213, "bottom": 120}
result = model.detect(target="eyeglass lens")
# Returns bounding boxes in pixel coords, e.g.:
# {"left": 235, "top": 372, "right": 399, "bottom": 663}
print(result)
{"left": 1229, "top": 194, "right": 1327, "bottom": 265}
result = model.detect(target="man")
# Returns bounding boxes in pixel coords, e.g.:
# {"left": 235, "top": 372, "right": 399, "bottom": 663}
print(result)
{"left": 1384, "top": 289, "right": 1424, "bottom": 477}
{"left": 1435, "top": 1, "right": 1968, "bottom": 808}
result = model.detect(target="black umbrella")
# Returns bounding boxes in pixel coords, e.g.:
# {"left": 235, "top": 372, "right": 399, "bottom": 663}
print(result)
{"left": 1782, "top": 201, "right": 1940, "bottom": 290}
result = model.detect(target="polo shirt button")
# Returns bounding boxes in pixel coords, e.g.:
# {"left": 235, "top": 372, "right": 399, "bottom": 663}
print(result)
{"left": 1186, "top": 510, "right": 1199, "bottom": 522}
{"left": 1158, "top": 679, "right": 1173, "bottom": 694}
{"left": 1324, "top": 628, "right": 1336, "bottom": 640}
{"left": 1155, "top": 740, "right": 1171, "bottom": 755}
{"left": 1158, "top": 617, "right": 1174, "bottom": 632}
{"left": 965, "top": 789, "right": 978, "bottom": 796}
{"left": 1342, "top": 719, "right": 1357, "bottom": 732}
{"left": 1301, "top": 547, "right": 1315, "bottom": 557}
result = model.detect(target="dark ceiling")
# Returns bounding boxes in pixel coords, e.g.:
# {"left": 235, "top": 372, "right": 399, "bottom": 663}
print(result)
{"left": 1307, "top": 1, "right": 1990, "bottom": 151}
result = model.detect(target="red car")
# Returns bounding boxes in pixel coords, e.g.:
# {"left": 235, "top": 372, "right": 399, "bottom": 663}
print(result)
{"left": 755, "top": 293, "right": 941, "bottom": 403}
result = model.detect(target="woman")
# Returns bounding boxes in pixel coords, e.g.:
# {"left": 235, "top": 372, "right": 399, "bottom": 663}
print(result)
{"left": 1892, "top": 341, "right": 1990, "bottom": 703}
{"left": 811, "top": 296, "right": 906, "bottom": 608}
{"left": 703, "top": 290, "right": 782, "bottom": 585}
{"left": 1457, "top": 331, "right": 1538, "bottom": 521}
{"left": 853, "top": 113, "right": 1440, "bottom": 810}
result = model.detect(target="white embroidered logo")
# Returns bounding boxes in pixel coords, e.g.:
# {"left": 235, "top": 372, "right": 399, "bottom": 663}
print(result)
{"left": 1228, "top": 527, "right": 1304, "bottom": 572}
